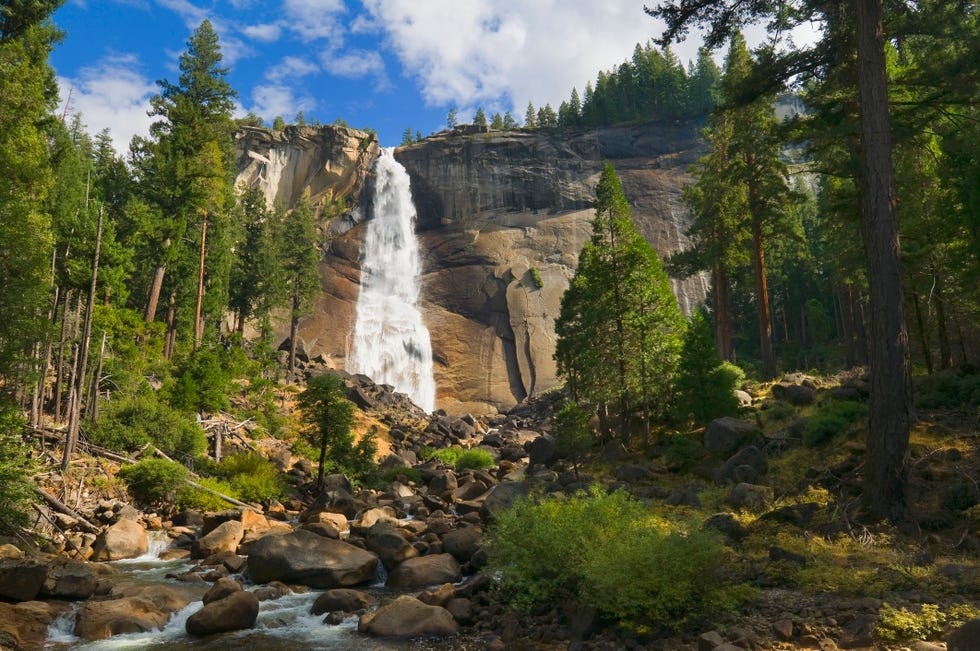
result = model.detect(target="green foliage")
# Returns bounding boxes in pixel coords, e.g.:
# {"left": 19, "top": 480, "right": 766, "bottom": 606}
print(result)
{"left": 664, "top": 433, "right": 703, "bottom": 472}
{"left": 555, "top": 162, "right": 684, "bottom": 436}
{"left": 421, "top": 446, "right": 463, "bottom": 466}
{"left": 297, "top": 374, "right": 370, "bottom": 487}
{"left": 216, "top": 452, "right": 284, "bottom": 503}
{"left": 915, "top": 368, "right": 980, "bottom": 410}
{"left": 673, "top": 310, "right": 743, "bottom": 425}
{"left": 118, "top": 458, "right": 188, "bottom": 507}
{"left": 455, "top": 448, "right": 495, "bottom": 471}
{"left": 380, "top": 466, "right": 422, "bottom": 485}
{"left": 876, "top": 603, "right": 980, "bottom": 644}
{"left": 552, "top": 401, "right": 594, "bottom": 465}
{"left": 802, "top": 401, "right": 868, "bottom": 447}
{"left": 0, "top": 405, "right": 36, "bottom": 534}
{"left": 165, "top": 347, "right": 233, "bottom": 413}
{"left": 486, "top": 489, "right": 750, "bottom": 632}
{"left": 89, "top": 392, "right": 206, "bottom": 457}
{"left": 176, "top": 476, "right": 238, "bottom": 511}
{"left": 528, "top": 267, "right": 544, "bottom": 289}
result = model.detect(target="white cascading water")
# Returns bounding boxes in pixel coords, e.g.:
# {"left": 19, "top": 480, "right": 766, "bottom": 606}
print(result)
{"left": 347, "top": 147, "right": 436, "bottom": 412}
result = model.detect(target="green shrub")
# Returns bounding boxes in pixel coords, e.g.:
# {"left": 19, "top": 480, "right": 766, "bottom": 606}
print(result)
{"left": 424, "top": 447, "right": 464, "bottom": 467}
{"left": 455, "top": 448, "right": 495, "bottom": 471}
{"left": 486, "top": 488, "right": 751, "bottom": 632}
{"left": 664, "top": 433, "right": 703, "bottom": 472}
{"left": 217, "top": 452, "right": 284, "bottom": 503}
{"left": 90, "top": 393, "right": 206, "bottom": 457}
{"left": 802, "top": 401, "right": 868, "bottom": 447}
{"left": 529, "top": 267, "right": 544, "bottom": 289}
{"left": 165, "top": 348, "right": 232, "bottom": 414}
{"left": 876, "top": 603, "right": 980, "bottom": 644}
{"left": 118, "top": 458, "right": 187, "bottom": 506}
{"left": 381, "top": 466, "right": 422, "bottom": 485}
{"left": 915, "top": 368, "right": 980, "bottom": 410}
{"left": 176, "top": 476, "right": 239, "bottom": 512}
{"left": 0, "top": 405, "right": 36, "bottom": 534}
{"left": 673, "top": 311, "right": 743, "bottom": 425}
{"left": 761, "top": 401, "right": 797, "bottom": 423}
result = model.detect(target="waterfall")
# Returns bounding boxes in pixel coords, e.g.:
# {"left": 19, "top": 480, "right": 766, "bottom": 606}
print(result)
{"left": 347, "top": 147, "right": 436, "bottom": 412}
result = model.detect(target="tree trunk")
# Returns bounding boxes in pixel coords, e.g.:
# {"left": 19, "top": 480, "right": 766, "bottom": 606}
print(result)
{"left": 62, "top": 209, "right": 103, "bottom": 472}
{"left": 86, "top": 330, "right": 107, "bottom": 422}
{"left": 164, "top": 293, "right": 177, "bottom": 360}
{"left": 144, "top": 238, "right": 170, "bottom": 323}
{"left": 193, "top": 216, "right": 208, "bottom": 350}
{"left": 53, "top": 289, "right": 73, "bottom": 423}
{"left": 750, "top": 211, "right": 776, "bottom": 380}
{"left": 855, "top": 0, "right": 913, "bottom": 522}
{"left": 931, "top": 266, "right": 952, "bottom": 369}
{"left": 911, "top": 292, "right": 933, "bottom": 374}
{"left": 713, "top": 263, "right": 734, "bottom": 361}
{"left": 288, "top": 289, "right": 300, "bottom": 376}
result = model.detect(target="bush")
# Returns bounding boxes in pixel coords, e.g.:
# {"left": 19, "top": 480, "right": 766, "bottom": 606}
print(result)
{"left": 552, "top": 402, "right": 594, "bottom": 467}
{"left": 455, "top": 448, "right": 495, "bottom": 471}
{"left": 380, "top": 466, "right": 422, "bottom": 485}
{"left": 217, "top": 452, "right": 284, "bottom": 503}
{"left": 664, "top": 433, "right": 702, "bottom": 472}
{"left": 802, "top": 400, "right": 868, "bottom": 447}
{"left": 876, "top": 603, "right": 980, "bottom": 644}
{"left": 673, "top": 311, "right": 743, "bottom": 425}
{"left": 117, "top": 458, "right": 187, "bottom": 507}
{"left": 486, "top": 488, "right": 751, "bottom": 632}
{"left": 422, "top": 446, "right": 464, "bottom": 466}
{"left": 176, "top": 476, "right": 238, "bottom": 512}
{"left": 0, "top": 406, "right": 35, "bottom": 534}
{"left": 915, "top": 368, "right": 980, "bottom": 410}
{"left": 89, "top": 392, "right": 206, "bottom": 458}
{"left": 165, "top": 347, "right": 232, "bottom": 414}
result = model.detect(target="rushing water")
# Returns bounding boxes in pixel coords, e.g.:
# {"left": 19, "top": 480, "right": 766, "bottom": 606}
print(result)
{"left": 44, "top": 532, "right": 467, "bottom": 650}
{"left": 348, "top": 147, "right": 436, "bottom": 412}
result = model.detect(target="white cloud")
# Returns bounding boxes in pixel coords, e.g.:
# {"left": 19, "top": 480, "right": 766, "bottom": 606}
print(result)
{"left": 265, "top": 55, "right": 320, "bottom": 83}
{"left": 241, "top": 22, "right": 282, "bottom": 42}
{"left": 358, "top": 0, "right": 706, "bottom": 114}
{"left": 282, "top": 0, "right": 348, "bottom": 45}
{"left": 57, "top": 54, "right": 156, "bottom": 152}
{"left": 322, "top": 49, "right": 386, "bottom": 82}
{"left": 249, "top": 84, "right": 317, "bottom": 121}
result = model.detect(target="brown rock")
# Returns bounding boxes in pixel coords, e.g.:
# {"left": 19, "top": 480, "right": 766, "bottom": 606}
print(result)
{"left": 202, "top": 577, "right": 242, "bottom": 605}
{"left": 185, "top": 591, "right": 260, "bottom": 637}
{"left": 72, "top": 584, "right": 203, "bottom": 642}
{"left": 247, "top": 529, "right": 379, "bottom": 588}
{"left": 386, "top": 553, "right": 461, "bottom": 589}
{"left": 0, "top": 601, "right": 71, "bottom": 650}
{"left": 311, "top": 589, "right": 374, "bottom": 615}
{"left": 90, "top": 519, "right": 148, "bottom": 561}
{"left": 947, "top": 618, "right": 980, "bottom": 651}
{"left": 192, "top": 520, "right": 243, "bottom": 559}
{"left": 0, "top": 559, "right": 48, "bottom": 602}
{"left": 358, "top": 595, "right": 458, "bottom": 637}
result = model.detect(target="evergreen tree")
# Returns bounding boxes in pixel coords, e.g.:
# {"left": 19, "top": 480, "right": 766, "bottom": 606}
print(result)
{"left": 473, "top": 107, "right": 487, "bottom": 127}
{"left": 490, "top": 112, "right": 504, "bottom": 130}
{"left": 673, "top": 310, "right": 742, "bottom": 425}
{"left": 278, "top": 192, "right": 321, "bottom": 375}
{"left": 297, "top": 373, "right": 356, "bottom": 491}
{"left": 272, "top": 115, "right": 286, "bottom": 130}
{"left": 555, "top": 163, "right": 684, "bottom": 442}
{"left": 446, "top": 107, "right": 458, "bottom": 129}
{"left": 524, "top": 101, "right": 536, "bottom": 128}
{"left": 502, "top": 112, "right": 519, "bottom": 130}
{"left": 400, "top": 127, "right": 414, "bottom": 145}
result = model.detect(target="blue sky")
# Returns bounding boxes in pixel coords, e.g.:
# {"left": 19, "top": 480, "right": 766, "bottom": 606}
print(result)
{"left": 50, "top": 1, "right": 812, "bottom": 150}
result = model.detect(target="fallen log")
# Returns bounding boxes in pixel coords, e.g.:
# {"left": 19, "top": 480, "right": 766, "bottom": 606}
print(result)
{"left": 33, "top": 487, "right": 100, "bottom": 534}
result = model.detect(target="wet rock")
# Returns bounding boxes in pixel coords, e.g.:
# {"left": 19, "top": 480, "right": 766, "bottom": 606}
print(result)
{"left": 311, "top": 588, "right": 374, "bottom": 615}
{"left": 43, "top": 558, "right": 111, "bottom": 600}
{"left": 358, "top": 595, "right": 458, "bottom": 638}
{"left": 0, "top": 601, "right": 71, "bottom": 650}
{"left": 185, "top": 590, "right": 260, "bottom": 637}
{"left": 90, "top": 518, "right": 148, "bottom": 561}
{"left": 386, "top": 553, "right": 461, "bottom": 589}
{"left": 192, "top": 520, "right": 243, "bottom": 559}
{"left": 247, "top": 529, "right": 378, "bottom": 588}
{"left": 251, "top": 580, "right": 290, "bottom": 601}
{"left": 202, "top": 577, "right": 242, "bottom": 605}
{"left": 74, "top": 584, "right": 200, "bottom": 640}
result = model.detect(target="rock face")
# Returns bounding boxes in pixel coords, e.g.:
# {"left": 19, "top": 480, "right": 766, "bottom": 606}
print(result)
{"left": 236, "top": 122, "right": 707, "bottom": 414}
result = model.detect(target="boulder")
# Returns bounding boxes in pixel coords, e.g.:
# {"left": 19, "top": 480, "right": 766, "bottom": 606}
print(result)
{"left": 90, "top": 518, "right": 148, "bottom": 561}
{"left": 428, "top": 471, "right": 458, "bottom": 497}
{"left": 947, "top": 618, "right": 980, "bottom": 651}
{"left": 42, "top": 558, "right": 111, "bottom": 600}
{"left": 356, "top": 506, "right": 399, "bottom": 529}
{"left": 74, "top": 584, "right": 198, "bottom": 640}
{"left": 311, "top": 588, "right": 375, "bottom": 615}
{"left": 0, "top": 558, "right": 48, "bottom": 601}
{"left": 480, "top": 482, "right": 529, "bottom": 521}
{"left": 715, "top": 446, "right": 767, "bottom": 484}
{"left": 193, "top": 520, "right": 243, "bottom": 559}
{"left": 727, "top": 483, "right": 774, "bottom": 511}
{"left": 704, "top": 417, "right": 760, "bottom": 456}
{"left": 365, "top": 521, "right": 418, "bottom": 570}
{"left": 526, "top": 434, "right": 556, "bottom": 466}
{"left": 358, "top": 595, "right": 458, "bottom": 637}
{"left": 185, "top": 590, "right": 260, "bottom": 637}
{"left": 202, "top": 577, "right": 242, "bottom": 605}
{"left": 386, "top": 553, "right": 461, "bottom": 589}
{"left": 0, "top": 601, "right": 71, "bottom": 650}
{"left": 441, "top": 525, "right": 483, "bottom": 564}
{"left": 771, "top": 382, "right": 817, "bottom": 406}
{"left": 247, "top": 529, "right": 379, "bottom": 588}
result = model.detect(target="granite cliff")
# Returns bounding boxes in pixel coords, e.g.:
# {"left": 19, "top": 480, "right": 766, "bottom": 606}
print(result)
{"left": 235, "top": 122, "right": 708, "bottom": 414}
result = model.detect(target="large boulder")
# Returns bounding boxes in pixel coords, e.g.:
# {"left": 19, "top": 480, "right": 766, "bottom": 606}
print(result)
{"left": 185, "top": 591, "right": 259, "bottom": 637}
{"left": 311, "top": 588, "right": 375, "bottom": 616}
{"left": 193, "top": 520, "right": 244, "bottom": 559}
{"left": 90, "top": 518, "right": 148, "bottom": 561}
{"left": 386, "top": 553, "right": 461, "bottom": 589}
{"left": 202, "top": 577, "right": 242, "bottom": 605}
{"left": 0, "top": 558, "right": 48, "bottom": 601}
{"left": 480, "top": 482, "right": 529, "bottom": 521}
{"left": 0, "top": 601, "right": 71, "bottom": 650}
{"left": 727, "top": 483, "right": 775, "bottom": 511}
{"left": 42, "top": 558, "right": 112, "bottom": 600}
{"left": 73, "top": 584, "right": 201, "bottom": 640}
{"left": 715, "top": 446, "right": 768, "bottom": 484}
{"left": 365, "top": 521, "right": 418, "bottom": 570}
{"left": 358, "top": 595, "right": 458, "bottom": 637}
{"left": 441, "top": 526, "right": 483, "bottom": 564}
{"left": 771, "top": 381, "right": 817, "bottom": 406}
{"left": 704, "top": 417, "right": 760, "bottom": 457}
{"left": 247, "top": 529, "right": 378, "bottom": 588}
{"left": 947, "top": 618, "right": 980, "bottom": 651}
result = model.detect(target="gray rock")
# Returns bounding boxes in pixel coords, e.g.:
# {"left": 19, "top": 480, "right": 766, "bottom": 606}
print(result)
{"left": 386, "top": 553, "right": 461, "bottom": 589}
{"left": 704, "top": 417, "right": 760, "bottom": 456}
{"left": 366, "top": 521, "right": 418, "bottom": 570}
{"left": 442, "top": 525, "right": 483, "bottom": 564}
{"left": 90, "top": 518, "right": 148, "bottom": 561}
{"left": 0, "top": 558, "right": 48, "bottom": 601}
{"left": 727, "top": 483, "right": 774, "bottom": 511}
{"left": 947, "top": 618, "right": 980, "bottom": 651}
{"left": 771, "top": 382, "right": 817, "bottom": 406}
{"left": 715, "top": 446, "right": 767, "bottom": 484}
{"left": 480, "top": 482, "right": 529, "bottom": 520}
{"left": 526, "top": 434, "right": 556, "bottom": 466}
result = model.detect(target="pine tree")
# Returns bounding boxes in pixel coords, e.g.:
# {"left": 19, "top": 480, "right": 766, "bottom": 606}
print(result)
{"left": 297, "top": 373, "right": 356, "bottom": 491}
{"left": 502, "top": 112, "right": 519, "bottom": 130}
{"left": 473, "top": 107, "right": 487, "bottom": 127}
{"left": 524, "top": 102, "right": 536, "bottom": 128}
{"left": 278, "top": 192, "right": 322, "bottom": 375}
{"left": 555, "top": 163, "right": 684, "bottom": 442}
{"left": 490, "top": 112, "right": 504, "bottom": 130}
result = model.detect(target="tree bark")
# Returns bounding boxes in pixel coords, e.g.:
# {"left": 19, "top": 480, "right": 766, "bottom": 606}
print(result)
{"left": 931, "top": 266, "right": 952, "bottom": 369}
{"left": 62, "top": 209, "right": 103, "bottom": 472}
{"left": 193, "top": 215, "right": 208, "bottom": 350}
{"left": 855, "top": 0, "right": 913, "bottom": 522}
{"left": 750, "top": 209, "right": 776, "bottom": 380}
{"left": 144, "top": 238, "right": 170, "bottom": 323}
{"left": 712, "top": 263, "right": 734, "bottom": 361}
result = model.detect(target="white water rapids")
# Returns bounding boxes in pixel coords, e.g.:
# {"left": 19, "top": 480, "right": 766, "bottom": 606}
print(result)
{"left": 347, "top": 147, "right": 436, "bottom": 412}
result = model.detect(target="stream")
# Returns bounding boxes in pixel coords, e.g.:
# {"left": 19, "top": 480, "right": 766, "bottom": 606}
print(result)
{"left": 43, "top": 532, "right": 477, "bottom": 650}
